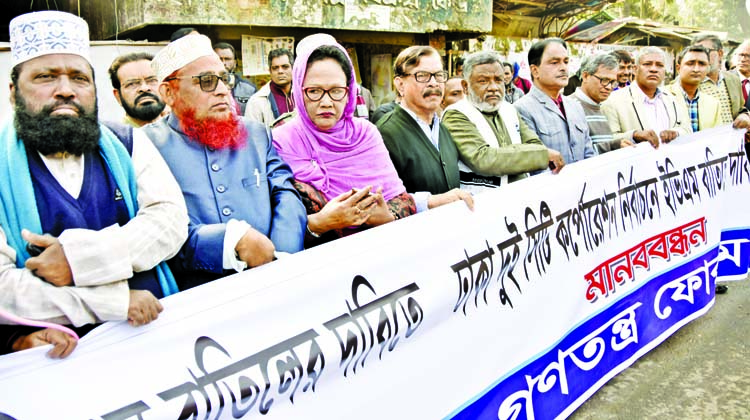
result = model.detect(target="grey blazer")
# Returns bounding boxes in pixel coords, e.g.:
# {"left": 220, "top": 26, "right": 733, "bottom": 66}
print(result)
{"left": 514, "top": 85, "right": 595, "bottom": 165}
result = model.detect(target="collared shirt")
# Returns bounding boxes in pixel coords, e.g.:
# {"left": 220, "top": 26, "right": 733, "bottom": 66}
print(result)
{"left": 739, "top": 71, "right": 750, "bottom": 101}
{"left": 392, "top": 105, "right": 443, "bottom": 213}
{"left": 637, "top": 85, "right": 670, "bottom": 133}
{"left": 552, "top": 95, "right": 566, "bottom": 119}
{"left": 680, "top": 88, "right": 700, "bottom": 132}
{"left": 701, "top": 76, "right": 734, "bottom": 125}
{"left": 400, "top": 105, "right": 441, "bottom": 151}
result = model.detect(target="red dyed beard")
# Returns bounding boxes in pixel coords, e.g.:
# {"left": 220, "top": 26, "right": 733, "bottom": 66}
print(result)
{"left": 176, "top": 107, "right": 247, "bottom": 150}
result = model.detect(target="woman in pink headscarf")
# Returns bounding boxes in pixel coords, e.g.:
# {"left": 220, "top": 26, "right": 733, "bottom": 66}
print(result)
{"left": 272, "top": 35, "right": 415, "bottom": 247}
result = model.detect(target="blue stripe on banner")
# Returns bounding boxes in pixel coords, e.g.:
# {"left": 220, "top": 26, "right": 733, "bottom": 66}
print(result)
{"left": 717, "top": 227, "right": 750, "bottom": 280}
{"left": 450, "top": 245, "right": 724, "bottom": 420}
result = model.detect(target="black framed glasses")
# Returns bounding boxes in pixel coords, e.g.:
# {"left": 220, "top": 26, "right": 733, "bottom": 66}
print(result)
{"left": 591, "top": 73, "right": 617, "bottom": 89}
{"left": 303, "top": 86, "right": 349, "bottom": 102}
{"left": 402, "top": 70, "right": 449, "bottom": 83}
{"left": 165, "top": 72, "right": 231, "bottom": 92}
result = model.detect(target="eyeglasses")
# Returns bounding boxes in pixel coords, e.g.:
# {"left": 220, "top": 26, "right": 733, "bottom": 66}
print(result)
{"left": 165, "top": 72, "right": 231, "bottom": 92}
{"left": 401, "top": 70, "right": 449, "bottom": 83}
{"left": 121, "top": 77, "right": 159, "bottom": 92}
{"left": 591, "top": 73, "right": 618, "bottom": 89}
{"left": 303, "top": 86, "right": 349, "bottom": 102}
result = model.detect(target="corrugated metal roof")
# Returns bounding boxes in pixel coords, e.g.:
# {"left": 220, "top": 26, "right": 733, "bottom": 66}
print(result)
{"left": 564, "top": 17, "right": 733, "bottom": 45}
{"left": 493, "top": 0, "right": 617, "bottom": 19}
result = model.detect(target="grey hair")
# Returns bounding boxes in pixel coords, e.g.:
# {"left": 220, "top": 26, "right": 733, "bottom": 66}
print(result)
{"left": 579, "top": 53, "right": 619, "bottom": 75}
{"left": 462, "top": 50, "right": 503, "bottom": 81}
{"left": 636, "top": 46, "right": 667, "bottom": 65}
{"left": 692, "top": 34, "right": 722, "bottom": 51}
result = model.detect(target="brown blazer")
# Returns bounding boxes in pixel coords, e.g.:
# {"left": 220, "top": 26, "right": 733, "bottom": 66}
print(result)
{"left": 723, "top": 70, "right": 744, "bottom": 118}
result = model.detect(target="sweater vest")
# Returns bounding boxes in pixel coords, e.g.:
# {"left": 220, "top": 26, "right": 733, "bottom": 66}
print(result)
{"left": 27, "top": 147, "right": 164, "bottom": 298}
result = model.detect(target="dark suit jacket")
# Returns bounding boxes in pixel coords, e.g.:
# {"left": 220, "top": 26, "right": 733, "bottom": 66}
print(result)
{"left": 377, "top": 105, "right": 460, "bottom": 194}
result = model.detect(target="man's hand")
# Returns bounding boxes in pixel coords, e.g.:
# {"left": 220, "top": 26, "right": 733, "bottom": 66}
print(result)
{"left": 128, "top": 289, "right": 163, "bottom": 327}
{"left": 428, "top": 188, "right": 474, "bottom": 211}
{"left": 22, "top": 229, "right": 73, "bottom": 287}
{"left": 235, "top": 227, "right": 276, "bottom": 268}
{"left": 620, "top": 138, "right": 634, "bottom": 148}
{"left": 12, "top": 328, "right": 77, "bottom": 359}
{"left": 732, "top": 112, "right": 750, "bottom": 129}
{"left": 546, "top": 149, "right": 565, "bottom": 174}
{"left": 632, "top": 130, "right": 660, "bottom": 148}
{"left": 659, "top": 129, "right": 679, "bottom": 143}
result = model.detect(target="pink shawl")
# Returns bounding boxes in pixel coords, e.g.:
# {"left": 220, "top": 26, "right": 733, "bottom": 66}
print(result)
{"left": 272, "top": 34, "right": 405, "bottom": 201}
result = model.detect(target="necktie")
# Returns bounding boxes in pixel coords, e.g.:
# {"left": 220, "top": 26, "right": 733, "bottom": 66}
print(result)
{"left": 553, "top": 95, "right": 566, "bottom": 119}
{"left": 743, "top": 79, "right": 749, "bottom": 102}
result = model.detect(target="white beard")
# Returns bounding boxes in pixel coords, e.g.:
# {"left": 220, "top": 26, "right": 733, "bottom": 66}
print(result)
{"left": 467, "top": 90, "right": 500, "bottom": 113}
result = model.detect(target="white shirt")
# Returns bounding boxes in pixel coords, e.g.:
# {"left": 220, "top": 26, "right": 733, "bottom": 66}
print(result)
{"left": 0, "top": 128, "right": 188, "bottom": 326}
{"left": 636, "top": 84, "right": 671, "bottom": 134}
{"left": 397, "top": 104, "right": 443, "bottom": 213}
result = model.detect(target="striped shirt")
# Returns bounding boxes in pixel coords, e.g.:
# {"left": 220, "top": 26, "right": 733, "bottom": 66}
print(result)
{"left": 570, "top": 89, "right": 614, "bottom": 154}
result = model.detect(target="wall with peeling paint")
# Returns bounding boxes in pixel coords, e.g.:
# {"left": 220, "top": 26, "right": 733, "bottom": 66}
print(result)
{"left": 96, "top": 0, "right": 491, "bottom": 38}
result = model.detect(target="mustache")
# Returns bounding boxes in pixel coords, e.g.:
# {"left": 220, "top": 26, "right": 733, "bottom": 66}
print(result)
{"left": 41, "top": 99, "right": 86, "bottom": 116}
{"left": 135, "top": 92, "right": 161, "bottom": 104}
{"left": 423, "top": 88, "right": 442, "bottom": 98}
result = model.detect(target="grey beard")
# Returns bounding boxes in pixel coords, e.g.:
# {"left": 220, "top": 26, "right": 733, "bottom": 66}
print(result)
{"left": 467, "top": 90, "right": 500, "bottom": 113}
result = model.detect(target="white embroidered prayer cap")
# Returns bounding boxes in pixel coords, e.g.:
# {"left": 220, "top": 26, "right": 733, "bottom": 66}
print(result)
{"left": 9, "top": 11, "right": 91, "bottom": 67}
{"left": 152, "top": 34, "right": 217, "bottom": 82}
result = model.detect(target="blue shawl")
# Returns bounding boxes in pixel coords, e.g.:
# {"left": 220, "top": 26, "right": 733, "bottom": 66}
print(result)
{"left": 0, "top": 120, "right": 178, "bottom": 296}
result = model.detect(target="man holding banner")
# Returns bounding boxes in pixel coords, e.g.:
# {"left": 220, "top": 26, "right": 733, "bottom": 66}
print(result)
{"left": 0, "top": 11, "right": 189, "bottom": 353}
{"left": 514, "top": 38, "right": 596, "bottom": 166}
{"left": 442, "top": 50, "right": 562, "bottom": 194}
{"left": 602, "top": 46, "right": 691, "bottom": 148}
{"left": 145, "top": 34, "right": 307, "bottom": 290}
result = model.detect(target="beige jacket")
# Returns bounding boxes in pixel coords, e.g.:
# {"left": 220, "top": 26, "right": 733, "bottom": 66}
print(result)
{"left": 665, "top": 81, "right": 721, "bottom": 131}
{"left": 602, "top": 83, "right": 691, "bottom": 141}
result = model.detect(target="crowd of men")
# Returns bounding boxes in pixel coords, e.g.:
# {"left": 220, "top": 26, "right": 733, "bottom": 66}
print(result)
{"left": 1, "top": 10, "right": 748, "bottom": 359}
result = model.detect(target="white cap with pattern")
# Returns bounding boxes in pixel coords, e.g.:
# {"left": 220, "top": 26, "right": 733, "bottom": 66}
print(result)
{"left": 152, "top": 33, "right": 217, "bottom": 82}
{"left": 9, "top": 11, "right": 91, "bottom": 67}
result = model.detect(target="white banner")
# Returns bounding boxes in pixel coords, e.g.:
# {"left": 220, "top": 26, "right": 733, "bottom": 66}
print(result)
{"left": 0, "top": 126, "right": 748, "bottom": 420}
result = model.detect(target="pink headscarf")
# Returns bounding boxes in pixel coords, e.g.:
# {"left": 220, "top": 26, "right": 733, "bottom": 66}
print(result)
{"left": 272, "top": 34, "right": 405, "bottom": 202}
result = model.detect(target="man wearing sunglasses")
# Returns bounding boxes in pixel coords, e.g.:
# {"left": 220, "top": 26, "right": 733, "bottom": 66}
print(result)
{"left": 145, "top": 34, "right": 306, "bottom": 290}
{"left": 569, "top": 53, "right": 633, "bottom": 154}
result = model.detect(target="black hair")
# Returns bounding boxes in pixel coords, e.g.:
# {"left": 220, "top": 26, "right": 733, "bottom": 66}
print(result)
{"left": 527, "top": 38, "right": 567, "bottom": 67}
{"left": 213, "top": 42, "right": 235, "bottom": 56}
{"left": 170, "top": 27, "right": 197, "bottom": 41}
{"left": 676, "top": 44, "right": 710, "bottom": 65}
{"left": 307, "top": 46, "right": 352, "bottom": 83}
{"left": 268, "top": 48, "right": 294, "bottom": 67}
{"left": 108, "top": 52, "right": 155, "bottom": 90}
